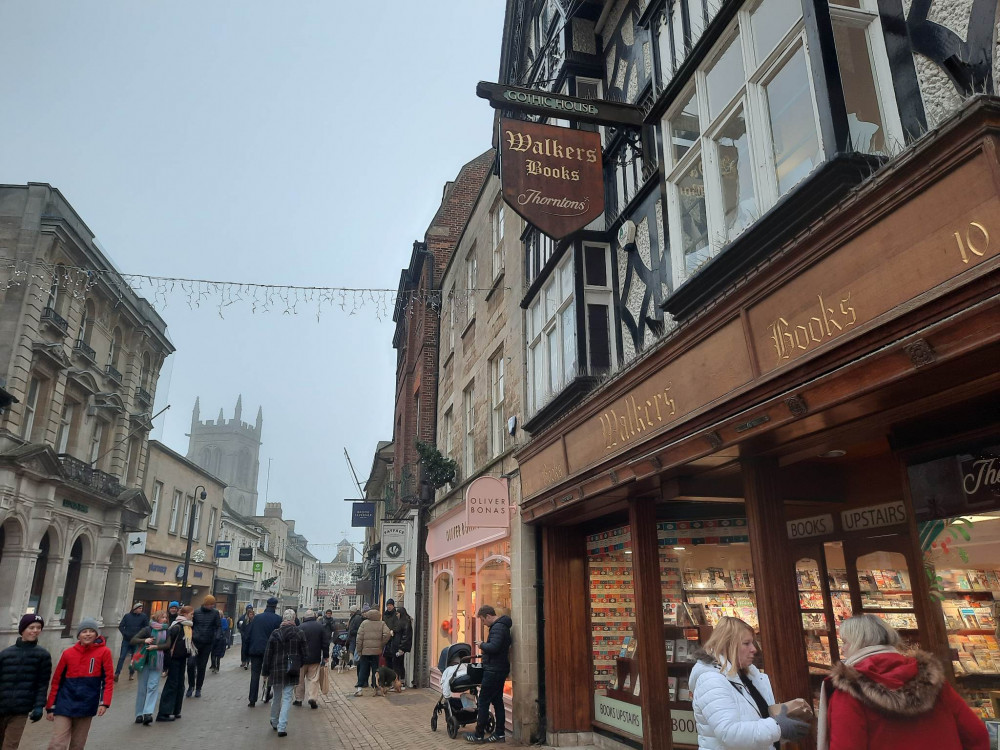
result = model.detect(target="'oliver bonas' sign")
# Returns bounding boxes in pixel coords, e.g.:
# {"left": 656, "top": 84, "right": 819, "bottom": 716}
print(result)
{"left": 500, "top": 117, "right": 604, "bottom": 240}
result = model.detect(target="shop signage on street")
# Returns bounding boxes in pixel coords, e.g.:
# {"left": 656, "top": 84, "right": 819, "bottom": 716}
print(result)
{"left": 352, "top": 502, "right": 376, "bottom": 527}
{"left": 961, "top": 447, "right": 1000, "bottom": 504}
{"left": 787, "top": 514, "right": 835, "bottom": 540}
{"left": 841, "top": 501, "right": 908, "bottom": 532}
{"left": 476, "top": 81, "right": 644, "bottom": 128}
{"left": 594, "top": 695, "right": 642, "bottom": 738}
{"left": 214, "top": 541, "right": 231, "bottom": 558}
{"left": 465, "top": 476, "right": 510, "bottom": 529}
{"left": 500, "top": 117, "right": 604, "bottom": 239}
{"left": 239, "top": 546, "right": 254, "bottom": 561}
{"left": 126, "top": 532, "right": 147, "bottom": 554}
{"left": 427, "top": 503, "right": 509, "bottom": 562}
{"left": 252, "top": 561, "right": 263, "bottom": 572}
{"left": 381, "top": 522, "right": 410, "bottom": 565}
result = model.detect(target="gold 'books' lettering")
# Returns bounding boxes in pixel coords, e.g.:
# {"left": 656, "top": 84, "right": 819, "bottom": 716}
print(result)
{"left": 768, "top": 293, "right": 857, "bottom": 365}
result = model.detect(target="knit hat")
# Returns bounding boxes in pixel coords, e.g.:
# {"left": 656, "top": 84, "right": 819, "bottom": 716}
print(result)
{"left": 386, "top": 599, "right": 395, "bottom": 606}
{"left": 132, "top": 601, "right": 143, "bottom": 611}
{"left": 169, "top": 601, "right": 180, "bottom": 609}
{"left": 202, "top": 595, "right": 216, "bottom": 606}
{"left": 282, "top": 609, "right": 296, "bottom": 622}
{"left": 267, "top": 596, "right": 279, "bottom": 607}
{"left": 18, "top": 613, "right": 44, "bottom": 634}
{"left": 77, "top": 617, "right": 101, "bottom": 637}
{"left": 246, "top": 604, "right": 254, "bottom": 611}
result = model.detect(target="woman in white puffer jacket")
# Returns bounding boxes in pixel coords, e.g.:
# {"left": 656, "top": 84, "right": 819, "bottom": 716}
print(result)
{"left": 688, "top": 617, "right": 809, "bottom": 749}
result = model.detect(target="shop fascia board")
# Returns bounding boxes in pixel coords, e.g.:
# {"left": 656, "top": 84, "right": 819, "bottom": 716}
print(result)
{"left": 514, "top": 99, "right": 1000, "bottom": 496}
{"left": 520, "top": 291, "right": 1000, "bottom": 522}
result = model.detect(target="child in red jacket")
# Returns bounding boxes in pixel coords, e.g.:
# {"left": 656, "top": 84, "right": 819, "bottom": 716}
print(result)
{"left": 45, "top": 618, "right": 114, "bottom": 750}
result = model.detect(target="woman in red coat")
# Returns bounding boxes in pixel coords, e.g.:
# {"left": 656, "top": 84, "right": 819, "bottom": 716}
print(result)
{"left": 818, "top": 614, "right": 988, "bottom": 750}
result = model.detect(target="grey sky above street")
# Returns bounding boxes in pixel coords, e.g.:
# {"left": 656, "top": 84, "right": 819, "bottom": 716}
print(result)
{"left": 0, "top": 1, "right": 506, "bottom": 556}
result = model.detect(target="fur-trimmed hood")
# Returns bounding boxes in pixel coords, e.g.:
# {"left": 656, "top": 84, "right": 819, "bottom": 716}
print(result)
{"left": 830, "top": 650, "right": 943, "bottom": 718}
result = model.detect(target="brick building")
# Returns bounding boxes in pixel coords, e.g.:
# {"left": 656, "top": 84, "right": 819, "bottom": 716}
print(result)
{"left": 390, "top": 150, "right": 494, "bottom": 687}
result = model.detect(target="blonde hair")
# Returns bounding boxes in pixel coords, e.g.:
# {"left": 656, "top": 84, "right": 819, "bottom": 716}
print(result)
{"left": 703, "top": 616, "right": 756, "bottom": 676}
{"left": 150, "top": 609, "right": 167, "bottom": 623}
{"left": 840, "top": 614, "right": 901, "bottom": 650}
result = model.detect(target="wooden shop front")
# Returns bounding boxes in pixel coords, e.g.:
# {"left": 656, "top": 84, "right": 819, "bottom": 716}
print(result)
{"left": 516, "top": 100, "right": 1000, "bottom": 749}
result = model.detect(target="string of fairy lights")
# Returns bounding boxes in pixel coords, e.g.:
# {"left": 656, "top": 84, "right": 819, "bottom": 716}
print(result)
{"left": 0, "top": 256, "right": 502, "bottom": 322}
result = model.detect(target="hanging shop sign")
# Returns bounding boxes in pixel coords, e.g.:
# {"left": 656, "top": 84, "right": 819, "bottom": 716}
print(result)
{"left": 252, "top": 561, "right": 263, "bottom": 572}
{"left": 500, "top": 117, "right": 604, "bottom": 240}
{"left": 352, "top": 502, "right": 376, "bottom": 527}
{"left": 465, "top": 476, "right": 511, "bottom": 529}
{"left": 214, "top": 541, "right": 231, "bottom": 559}
{"left": 477, "top": 81, "right": 644, "bottom": 128}
{"left": 238, "top": 546, "right": 254, "bottom": 562}
{"left": 381, "top": 522, "right": 410, "bottom": 565}
{"left": 126, "top": 532, "right": 147, "bottom": 555}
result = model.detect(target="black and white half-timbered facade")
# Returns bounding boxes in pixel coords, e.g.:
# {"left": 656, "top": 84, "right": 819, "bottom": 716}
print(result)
{"left": 500, "top": 0, "right": 1000, "bottom": 434}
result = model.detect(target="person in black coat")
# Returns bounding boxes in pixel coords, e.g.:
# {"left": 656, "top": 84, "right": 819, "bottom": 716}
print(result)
{"left": 295, "top": 610, "right": 330, "bottom": 708}
{"left": 389, "top": 606, "right": 413, "bottom": 689}
{"left": 114, "top": 602, "right": 149, "bottom": 682}
{"left": 0, "top": 614, "right": 52, "bottom": 749}
{"left": 186, "top": 595, "right": 222, "bottom": 697}
{"left": 262, "top": 610, "right": 307, "bottom": 736}
{"left": 237, "top": 606, "right": 254, "bottom": 669}
{"left": 156, "top": 606, "right": 195, "bottom": 722}
{"left": 346, "top": 608, "right": 363, "bottom": 667}
{"left": 244, "top": 597, "right": 282, "bottom": 707}
{"left": 466, "top": 606, "right": 513, "bottom": 743}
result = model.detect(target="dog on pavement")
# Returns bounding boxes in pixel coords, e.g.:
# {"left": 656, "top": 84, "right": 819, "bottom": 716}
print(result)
{"left": 376, "top": 665, "right": 402, "bottom": 696}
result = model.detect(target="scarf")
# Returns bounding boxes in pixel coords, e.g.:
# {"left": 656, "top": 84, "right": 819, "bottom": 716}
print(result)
{"left": 173, "top": 616, "right": 197, "bottom": 657}
{"left": 816, "top": 645, "right": 898, "bottom": 750}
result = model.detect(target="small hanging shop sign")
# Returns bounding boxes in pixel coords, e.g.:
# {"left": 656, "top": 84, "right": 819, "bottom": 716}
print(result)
{"left": 465, "top": 476, "right": 510, "bottom": 529}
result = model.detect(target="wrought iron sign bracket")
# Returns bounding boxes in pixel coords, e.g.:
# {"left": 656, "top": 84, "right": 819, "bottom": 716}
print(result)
{"left": 477, "top": 81, "right": 645, "bottom": 128}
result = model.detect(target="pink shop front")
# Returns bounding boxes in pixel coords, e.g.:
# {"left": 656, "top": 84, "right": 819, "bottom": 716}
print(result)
{"left": 427, "top": 502, "right": 513, "bottom": 732}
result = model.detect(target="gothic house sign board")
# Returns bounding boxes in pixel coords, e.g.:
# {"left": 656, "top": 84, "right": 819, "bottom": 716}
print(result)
{"left": 500, "top": 117, "right": 604, "bottom": 239}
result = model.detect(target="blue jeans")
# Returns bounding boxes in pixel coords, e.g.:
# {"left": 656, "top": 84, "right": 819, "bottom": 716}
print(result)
{"left": 270, "top": 683, "right": 294, "bottom": 732}
{"left": 135, "top": 664, "right": 162, "bottom": 717}
{"left": 116, "top": 640, "right": 136, "bottom": 675}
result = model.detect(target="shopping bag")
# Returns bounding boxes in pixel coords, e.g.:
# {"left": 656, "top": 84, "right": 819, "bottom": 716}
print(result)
{"left": 319, "top": 663, "right": 330, "bottom": 694}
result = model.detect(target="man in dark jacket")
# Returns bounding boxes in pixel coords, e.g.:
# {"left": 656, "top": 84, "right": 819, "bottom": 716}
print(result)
{"left": 166, "top": 601, "right": 180, "bottom": 624}
{"left": 466, "top": 605, "right": 513, "bottom": 744}
{"left": 114, "top": 602, "right": 149, "bottom": 682}
{"left": 186, "top": 594, "right": 221, "bottom": 697}
{"left": 245, "top": 597, "right": 282, "bottom": 706}
{"left": 295, "top": 610, "right": 330, "bottom": 708}
{"left": 0, "top": 614, "right": 52, "bottom": 749}
{"left": 347, "top": 607, "right": 363, "bottom": 667}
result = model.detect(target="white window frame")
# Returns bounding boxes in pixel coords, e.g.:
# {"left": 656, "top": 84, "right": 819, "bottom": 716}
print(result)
{"left": 463, "top": 383, "right": 475, "bottom": 476}
{"left": 192, "top": 500, "right": 203, "bottom": 541}
{"left": 489, "top": 350, "right": 506, "bottom": 457}
{"left": 55, "top": 402, "right": 74, "bottom": 453}
{"left": 525, "top": 252, "right": 576, "bottom": 415}
{"left": 149, "top": 481, "right": 163, "bottom": 528}
{"left": 447, "top": 290, "right": 455, "bottom": 352}
{"left": 181, "top": 496, "right": 193, "bottom": 539}
{"left": 88, "top": 419, "right": 104, "bottom": 466}
{"left": 466, "top": 250, "right": 478, "bottom": 321}
{"left": 169, "top": 489, "right": 182, "bottom": 533}
{"left": 582, "top": 244, "right": 618, "bottom": 373}
{"left": 491, "top": 201, "right": 506, "bottom": 280}
{"left": 21, "top": 377, "right": 41, "bottom": 440}
{"left": 442, "top": 406, "right": 454, "bottom": 461}
{"left": 207, "top": 507, "right": 217, "bottom": 544}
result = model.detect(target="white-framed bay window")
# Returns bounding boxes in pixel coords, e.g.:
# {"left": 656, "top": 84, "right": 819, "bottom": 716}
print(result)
{"left": 526, "top": 252, "right": 576, "bottom": 415}
{"left": 582, "top": 244, "right": 617, "bottom": 374}
{"left": 442, "top": 406, "right": 454, "bottom": 462}
{"left": 662, "top": 0, "right": 900, "bottom": 288}
{"left": 491, "top": 201, "right": 505, "bottom": 280}
{"left": 463, "top": 384, "right": 475, "bottom": 475}
{"left": 489, "top": 349, "right": 506, "bottom": 457}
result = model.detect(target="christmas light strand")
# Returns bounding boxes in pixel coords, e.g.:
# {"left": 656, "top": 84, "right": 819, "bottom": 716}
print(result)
{"left": 0, "top": 257, "right": 504, "bottom": 322}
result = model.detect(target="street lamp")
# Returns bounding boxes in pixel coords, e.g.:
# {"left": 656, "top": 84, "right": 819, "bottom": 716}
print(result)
{"left": 181, "top": 485, "right": 207, "bottom": 605}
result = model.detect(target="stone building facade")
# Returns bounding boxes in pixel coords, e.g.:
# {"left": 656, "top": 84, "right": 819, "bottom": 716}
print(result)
{"left": 0, "top": 183, "right": 174, "bottom": 650}
{"left": 216, "top": 502, "right": 265, "bottom": 614}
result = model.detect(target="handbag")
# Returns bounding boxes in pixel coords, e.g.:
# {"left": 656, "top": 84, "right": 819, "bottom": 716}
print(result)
{"left": 285, "top": 653, "right": 300, "bottom": 679}
{"left": 319, "top": 663, "right": 330, "bottom": 694}
{"left": 131, "top": 646, "right": 148, "bottom": 673}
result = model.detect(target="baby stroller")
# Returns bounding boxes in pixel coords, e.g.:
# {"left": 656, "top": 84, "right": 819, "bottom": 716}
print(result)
{"left": 431, "top": 643, "right": 496, "bottom": 739}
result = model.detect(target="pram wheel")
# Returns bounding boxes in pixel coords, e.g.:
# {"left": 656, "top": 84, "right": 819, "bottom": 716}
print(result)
{"left": 485, "top": 713, "right": 496, "bottom": 735}
{"left": 447, "top": 715, "right": 459, "bottom": 739}
{"left": 431, "top": 713, "right": 438, "bottom": 731}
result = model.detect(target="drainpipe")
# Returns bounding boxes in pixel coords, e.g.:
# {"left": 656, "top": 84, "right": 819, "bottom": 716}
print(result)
{"left": 533, "top": 524, "right": 547, "bottom": 743}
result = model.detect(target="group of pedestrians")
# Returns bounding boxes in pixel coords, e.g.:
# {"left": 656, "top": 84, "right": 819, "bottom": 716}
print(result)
{"left": 348, "top": 599, "right": 414, "bottom": 697}
{"left": 241, "top": 596, "right": 332, "bottom": 737}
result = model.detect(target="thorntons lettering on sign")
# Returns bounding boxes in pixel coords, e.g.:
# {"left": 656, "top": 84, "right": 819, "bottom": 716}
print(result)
{"left": 465, "top": 476, "right": 511, "bottom": 529}
{"left": 500, "top": 117, "right": 604, "bottom": 239}
{"left": 841, "top": 501, "right": 908, "bottom": 532}
{"left": 787, "top": 514, "right": 835, "bottom": 540}
{"left": 961, "top": 450, "right": 1000, "bottom": 504}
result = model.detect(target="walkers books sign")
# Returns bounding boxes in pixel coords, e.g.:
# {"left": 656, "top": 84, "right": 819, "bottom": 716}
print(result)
{"left": 500, "top": 117, "right": 603, "bottom": 240}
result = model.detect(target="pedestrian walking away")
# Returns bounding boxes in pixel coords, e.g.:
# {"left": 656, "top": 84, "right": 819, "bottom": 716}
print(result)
{"left": 0, "top": 614, "right": 52, "bottom": 750}
{"left": 211, "top": 612, "right": 229, "bottom": 673}
{"left": 129, "top": 609, "right": 170, "bottom": 726}
{"left": 465, "top": 605, "right": 512, "bottom": 744}
{"left": 244, "top": 596, "right": 282, "bottom": 706}
{"left": 353, "top": 607, "right": 391, "bottom": 696}
{"left": 156, "top": 605, "right": 196, "bottom": 723}
{"left": 390, "top": 605, "right": 413, "bottom": 689}
{"left": 114, "top": 602, "right": 148, "bottom": 683}
{"left": 45, "top": 617, "right": 114, "bottom": 750}
{"left": 262, "top": 609, "right": 307, "bottom": 737}
{"left": 237, "top": 605, "right": 255, "bottom": 669}
{"left": 689, "top": 616, "right": 810, "bottom": 750}
{"left": 295, "top": 609, "right": 330, "bottom": 709}
{"left": 817, "top": 614, "right": 988, "bottom": 750}
{"left": 346, "top": 607, "right": 363, "bottom": 668}
{"left": 187, "top": 594, "right": 221, "bottom": 697}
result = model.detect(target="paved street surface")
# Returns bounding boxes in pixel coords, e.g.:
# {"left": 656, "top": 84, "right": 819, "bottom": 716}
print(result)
{"left": 19, "top": 654, "right": 531, "bottom": 748}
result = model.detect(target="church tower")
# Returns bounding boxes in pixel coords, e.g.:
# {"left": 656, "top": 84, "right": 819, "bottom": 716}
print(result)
{"left": 186, "top": 395, "right": 263, "bottom": 517}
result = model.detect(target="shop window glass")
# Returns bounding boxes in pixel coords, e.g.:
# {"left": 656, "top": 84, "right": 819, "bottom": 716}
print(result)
{"left": 855, "top": 549, "right": 916, "bottom": 631}
{"left": 797, "top": 557, "right": 833, "bottom": 671}
{"left": 478, "top": 558, "right": 511, "bottom": 614}
{"left": 923, "top": 510, "right": 1000, "bottom": 720}
{"left": 706, "top": 34, "right": 744, "bottom": 121}
{"left": 435, "top": 572, "right": 454, "bottom": 661}
{"left": 669, "top": 89, "right": 700, "bottom": 165}
{"left": 765, "top": 46, "right": 821, "bottom": 195}
{"left": 714, "top": 106, "right": 757, "bottom": 240}
{"left": 832, "top": 18, "right": 887, "bottom": 154}
{"left": 678, "top": 158, "right": 711, "bottom": 275}
{"left": 587, "top": 526, "right": 636, "bottom": 698}
{"left": 750, "top": 0, "right": 801, "bottom": 63}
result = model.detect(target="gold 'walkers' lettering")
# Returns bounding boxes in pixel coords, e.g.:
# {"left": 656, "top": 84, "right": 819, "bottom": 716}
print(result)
{"left": 769, "top": 293, "right": 857, "bottom": 364}
{"left": 505, "top": 131, "right": 599, "bottom": 163}
{"left": 600, "top": 387, "right": 678, "bottom": 450}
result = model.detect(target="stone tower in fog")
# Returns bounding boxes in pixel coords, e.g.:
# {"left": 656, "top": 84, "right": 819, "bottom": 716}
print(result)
{"left": 186, "top": 395, "right": 262, "bottom": 517}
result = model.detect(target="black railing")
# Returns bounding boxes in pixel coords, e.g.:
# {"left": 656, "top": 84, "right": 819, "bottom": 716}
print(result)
{"left": 136, "top": 386, "right": 152, "bottom": 405}
{"left": 42, "top": 306, "right": 69, "bottom": 334}
{"left": 57, "top": 454, "right": 123, "bottom": 497}
{"left": 105, "top": 364, "right": 122, "bottom": 383}
{"left": 73, "top": 340, "right": 96, "bottom": 361}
